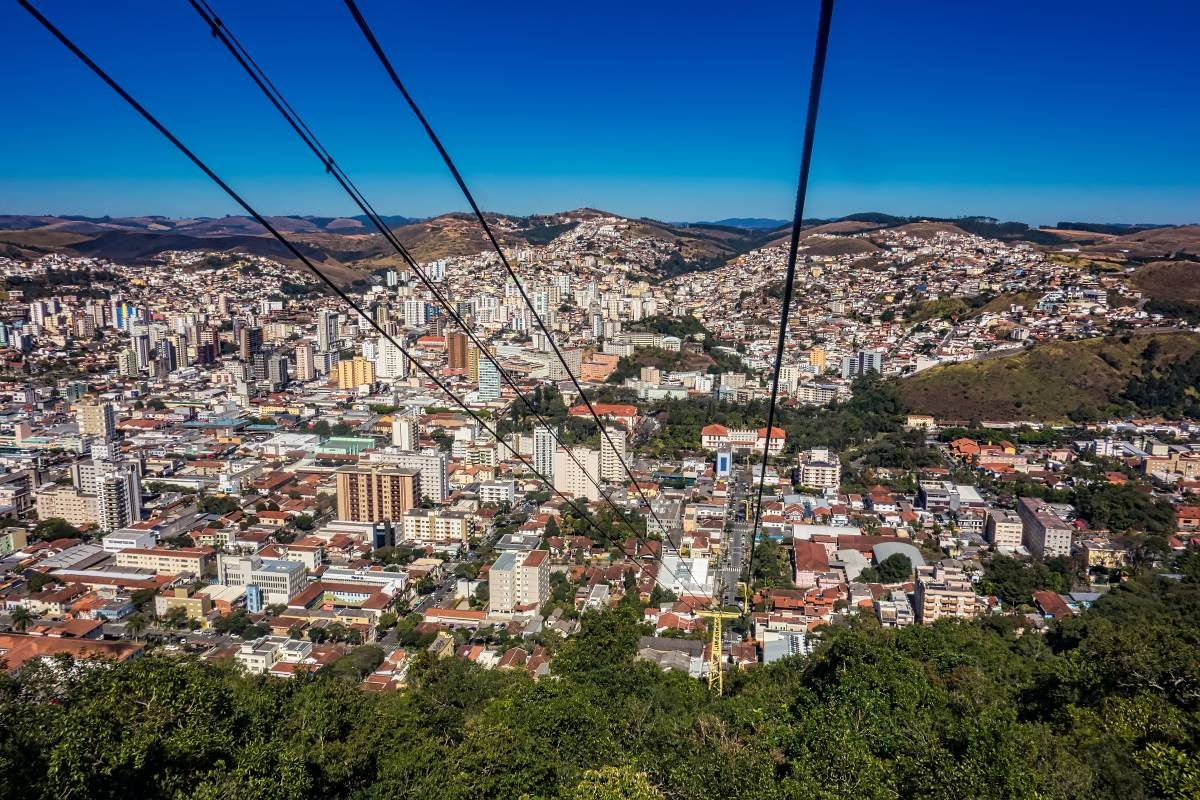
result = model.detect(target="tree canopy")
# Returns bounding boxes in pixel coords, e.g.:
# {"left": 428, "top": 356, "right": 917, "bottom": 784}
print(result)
{"left": 3, "top": 554, "right": 1200, "bottom": 799}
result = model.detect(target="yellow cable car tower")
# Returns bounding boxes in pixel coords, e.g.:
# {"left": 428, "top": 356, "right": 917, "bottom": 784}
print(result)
{"left": 697, "top": 579, "right": 742, "bottom": 695}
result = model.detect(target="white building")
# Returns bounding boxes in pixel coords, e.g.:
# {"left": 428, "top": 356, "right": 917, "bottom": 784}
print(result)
{"left": 600, "top": 426, "right": 628, "bottom": 483}
{"left": 489, "top": 549, "right": 549, "bottom": 614}
{"left": 553, "top": 446, "right": 601, "bottom": 502}
{"left": 392, "top": 416, "right": 419, "bottom": 450}
{"left": 533, "top": 424, "right": 557, "bottom": 479}
{"left": 216, "top": 554, "right": 307, "bottom": 608}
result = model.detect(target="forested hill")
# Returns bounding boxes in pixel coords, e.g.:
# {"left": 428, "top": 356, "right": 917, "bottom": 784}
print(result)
{"left": 4, "top": 555, "right": 1200, "bottom": 800}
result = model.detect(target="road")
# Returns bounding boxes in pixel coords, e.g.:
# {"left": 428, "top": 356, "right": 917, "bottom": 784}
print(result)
{"left": 720, "top": 465, "right": 752, "bottom": 607}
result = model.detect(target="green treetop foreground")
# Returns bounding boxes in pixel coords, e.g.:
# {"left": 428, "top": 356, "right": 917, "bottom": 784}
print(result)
{"left": 4, "top": 555, "right": 1200, "bottom": 800}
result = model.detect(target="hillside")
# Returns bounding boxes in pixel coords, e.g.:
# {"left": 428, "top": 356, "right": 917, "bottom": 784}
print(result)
{"left": 5, "top": 210, "right": 1200, "bottom": 286}
{"left": 1131, "top": 260, "right": 1200, "bottom": 303}
{"left": 899, "top": 331, "right": 1200, "bottom": 422}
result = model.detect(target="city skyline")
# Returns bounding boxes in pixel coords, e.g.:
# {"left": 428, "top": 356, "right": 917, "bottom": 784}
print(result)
{"left": 3, "top": 0, "right": 1198, "bottom": 224}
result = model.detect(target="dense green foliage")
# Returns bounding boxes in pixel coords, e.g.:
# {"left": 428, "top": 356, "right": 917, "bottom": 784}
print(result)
{"left": 5, "top": 561, "right": 1199, "bottom": 800}
{"left": 857, "top": 553, "right": 913, "bottom": 584}
{"left": 646, "top": 374, "right": 906, "bottom": 457}
{"left": 1123, "top": 348, "right": 1200, "bottom": 418}
{"left": 1075, "top": 484, "right": 1177, "bottom": 536}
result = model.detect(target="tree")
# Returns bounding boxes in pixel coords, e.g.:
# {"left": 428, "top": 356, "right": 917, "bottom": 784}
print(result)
{"left": 859, "top": 553, "right": 913, "bottom": 584}
{"left": 124, "top": 613, "right": 147, "bottom": 641}
{"left": 9, "top": 605, "right": 35, "bottom": 631}
{"left": 568, "top": 766, "right": 665, "bottom": 800}
{"left": 33, "top": 517, "right": 80, "bottom": 541}
{"left": 161, "top": 606, "right": 189, "bottom": 629}
{"left": 25, "top": 572, "right": 59, "bottom": 593}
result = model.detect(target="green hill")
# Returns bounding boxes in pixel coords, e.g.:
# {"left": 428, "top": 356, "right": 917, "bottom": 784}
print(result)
{"left": 899, "top": 331, "right": 1200, "bottom": 422}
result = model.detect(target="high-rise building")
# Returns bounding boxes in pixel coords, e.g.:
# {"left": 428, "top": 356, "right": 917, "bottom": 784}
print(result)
{"left": 477, "top": 358, "right": 501, "bottom": 401}
{"left": 375, "top": 337, "right": 409, "bottom": 381}
{"left": 392, "top": 417, "right": 419, "bottom": 450}
{"left": 553, "top": 446, "right": 601, "bottom": 502}
{"left": 317, "top": 310, "right": 339, "bottom": 353}
{"left": 914, "top": 565, "right": 980, "bottom": 624}
{"left": 97, "top": 473, "right": 135, "bottom": 531}
{"left": 239, "top": 326, "right": 264, "bottom": 361}
{"left": 266, "top": 352, "right": 290, "bottom": 387}
{"left": 117, "top": 349, "right": 138, "bottom": 377}
{"left": 77, "top": 402, "right": 116, "bottom": 442}
{"left": 403, "top": 299, "right": 426, "bottom": 328}
{"left": 489, "top": 550, "right": 549, "bottom": 614}
{"left": 533, "top": 425, "right": 558, "bottom": 479}
{"left": 364, "top": 449, "right": 449, "bottom": 503}
{"left": 467, "top": 346, "right": 481, "bottom": 382}
{"left": 156, "top": 339, "right": 178, "bottom": 373}
{"left": 547, "top": 347, "right": 584, "bottom": 381}
{"left": 336, "top": 357, "right": 375, "bottom": 390}
{"left": 600, "top": 425, "right": 627, "bottom": 482}
{"left": 293, "top": 341, "right": 315, "bottom": 382}
{"left": 132, "top": 332, "right": 151, "bottom": 370}
{"left": 334, "top": 465, "right": 420, "bottom": 522}
{"left": 840, "top": 349, "right": 883, "bottom": 379}
{"left": 446, "top": 331, "right": 469, "bottom": 371}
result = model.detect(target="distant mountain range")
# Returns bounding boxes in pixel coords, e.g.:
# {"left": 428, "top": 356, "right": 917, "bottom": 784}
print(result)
{"left": 2, "top": 209, "right": 1198, "bottom": 285}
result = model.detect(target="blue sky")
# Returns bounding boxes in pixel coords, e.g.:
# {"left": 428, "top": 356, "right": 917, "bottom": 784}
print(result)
{"left": 3, "top": 0, "right": 1198, "bottom": 225}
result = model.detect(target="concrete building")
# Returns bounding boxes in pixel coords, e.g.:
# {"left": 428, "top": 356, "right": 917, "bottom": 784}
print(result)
{"left": 477, "top": 358, "right": 501, "bottom": 401}
{"left": 600, "top": 425, "right": 628, "bottom": 482}
{"left": 35, "top": 484, "right": 98, "bottom": 529}
{"left": 335, "top": 465, "right": 420, "bottom": 523}
{"left": 553, "top": 446, "right": 601, "bottom": 502}
{"left": 336, "top": 356, "right": 375, "bottom": 390}
{"left": 375, "top": 338, "right": 409, "bottom": 381}
{"left": 217, "top": 554, "right": 307, "bottom": 609}
{"left": 797, "top": 448, "right": 841, "bottom": 490}
{"left": 293, "top": 341, "right": 315, "bottom": 382}
{"left": 1017, "top": 497, "right": 1073, "bottom": 559}
{"left": 489, "top": 549, "right": 549, "bottom": 614}
{"left": 840, "top": 349, "right": 883, "bottom": 379}
{"left": 986, "top": 509, "right": 1024, "bottom": 550}
{"left": 154, "top": 586, "right": 213, "bottom": 625}
{"left": 115, "top": 546, "right": 212, "bottom": 576}
{"left": 533, "top": 424, "right": 557, "bottom": 479}
{"left": 365, "top": 448, "right": 449, "bottom": 503}
{"left": 446, "top": 331, "right": 469, "bottom": 371}
{"left": 391, "top": 417, "right": 419, "bottom": 450}
{"left": 77, "top": 401, "right": 116, "bottom": 442}
{"left": 400, "top": 509, "right": 474, "bottom": 546}
{"left": 914, "top": 564, "right": 979, "bottom": 623}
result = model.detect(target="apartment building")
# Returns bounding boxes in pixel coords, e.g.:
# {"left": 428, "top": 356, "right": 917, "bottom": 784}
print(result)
{"left": 600, "top": 425, "right": 628, "bottom": 483}
{"left": 914, "top": 564, "right": 980, "bottom": 623}
{"left": 154, "top": 586, "right": 213, "bottom": 625}
{"left": 77, "top": 401, "right": 117, "bottom": 442}
{"left": 336, "top": 356, "right": 375, "bottom": 390}
{"left": 400, "top": 509, "right": 474, "bottom": 545}
{"left": 553, "top": 446, "right": 601, "bottom": 502}
{"left": 335, "top": 465, "right": 420, "bottom": 523}
{"left": 35, "top": 484, "right": 98, "bottom": 529}
{"left": 797, "top": 448, "right": 841, "bottom": 490}
{"left": 365, "top": 448, "right": 449, "bottom": 502}
{"left": 115, "top": 546, "right": 213, "bottom": 576}
{"left": 478, "top": 480, "right": 516, "bottom": 505}
{"left": 1017, "top": 497, "right": 1073, "bottom": 559}
{"left": 986, "top": 509, "right": 1024, "bottom": 550}
{"left": 489, "top": 549, "right": 549, "bottom": 614}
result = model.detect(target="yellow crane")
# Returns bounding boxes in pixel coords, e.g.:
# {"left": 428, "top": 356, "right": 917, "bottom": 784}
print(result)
{"left": 696, "top": 605, "right": 742, "bottom": 695}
